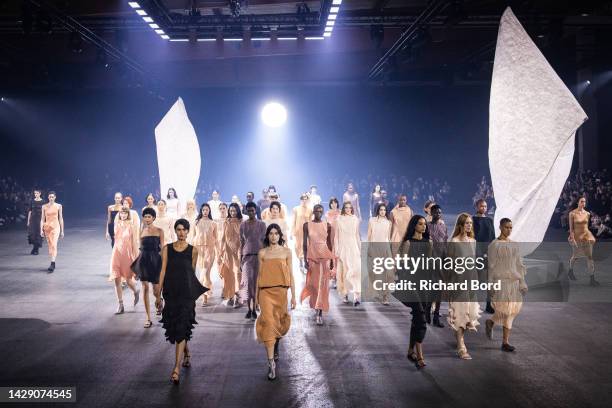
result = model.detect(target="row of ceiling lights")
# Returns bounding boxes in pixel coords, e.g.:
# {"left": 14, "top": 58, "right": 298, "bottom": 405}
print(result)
{"left": 127, "top": 0, "right": 343, "bottom": 41}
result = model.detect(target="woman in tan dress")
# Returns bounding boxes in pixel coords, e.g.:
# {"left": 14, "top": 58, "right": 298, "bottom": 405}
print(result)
{"left": 568, "top": 196, "right": 598, "bottom": 286}
{"left": 485, "top": 218, "right": 528, "bottom": 352}
{"left": 194, "top": 203, "right": 218, "bottom": 306}
{"left": 41, "top": 191, "right": 64, "bottom": 273}
{"left": 292, "top": 193, "right": 313, "bottom": 271}
{"left": 256, "top": 223, "right": 296, "bottom": 381}
{"left": 220, "top": 203, "right": 242, "bottom": 307}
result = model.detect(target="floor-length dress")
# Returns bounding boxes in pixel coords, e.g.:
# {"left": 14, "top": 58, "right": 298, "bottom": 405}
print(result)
{"left": 166, "top": 198, "right": 180, "bottom": 219}
{"left": 256, "top": 256, "right": 292, "bottom": 346}
{"left": 300, "top": 221, "right": 334, "bottom": 311}
{"left": 239, "top": 220, "right": 267, "bottom": 306}
{"left": 292, "top": 205, "right": 313, "bottom": 259}
{"left": 28, "top": 199, "right": 44, "bottom": 249}
{"left": 220, "top": 218, "right": 241, "bottom": 300}
{"left": 447, "top": 237, "right": 482, "bottom": 331}
{"left": 194, "top": 218, "right": 217, "bottom": 293}
{"left": 367, "top": 216, "right": 392, "bottom": 299}
{"left": 131, "top": 236, "right": 162, "bottom": 284}
{"left": 390, "top": 206, "right": 413, "bottom": 251}
{"left": 160, "top": 244, "right": 207, "bottom": 344}
{"left": 42, "top": 203, "right": 61, "bottom": 258}
{"left": 488, "top": 239, "right": 527, "bottom": 329}
{"left": 334, "top": 214, "right": 362, "bottom": 297}
{"left": 109, "top": 221, "right": 137, "bottom": 281}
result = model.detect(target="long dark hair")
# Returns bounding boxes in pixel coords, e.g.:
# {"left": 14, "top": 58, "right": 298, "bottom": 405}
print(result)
{"left": 263, "top": 223, "right": 286, "bottom": 247}
{"left": 572, "top": 195, "right": 587, "bottom": 210}
{"left": 167, "top": 187, "right": 178, "bottom": 199}
{"left": 196, "top": 203, "right": 212, "bottom": 223}
{"left": 228, "top": 202, "right": 243, "bottom": 220}
{"left": 375, "top": 203, "right": 388, "bottom": 219}
{"left": 403, "top": 214, "right": 430, "bottom": 242}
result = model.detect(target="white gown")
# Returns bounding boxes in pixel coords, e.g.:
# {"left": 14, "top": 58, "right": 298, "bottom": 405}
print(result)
{"left": 334, "top": 214, "right": 362, "bottom": 297}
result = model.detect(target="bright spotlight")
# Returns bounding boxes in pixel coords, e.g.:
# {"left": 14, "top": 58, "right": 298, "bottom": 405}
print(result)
{"left": 586, "top": 80, "right": 591, "bottom": 85}
{"left": 261, "top": 102, "right": 287, "bottom": 127}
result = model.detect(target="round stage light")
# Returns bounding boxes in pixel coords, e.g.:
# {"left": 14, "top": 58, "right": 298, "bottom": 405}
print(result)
{"left": 261, "top": 102, "right": 287, "bottom": 127}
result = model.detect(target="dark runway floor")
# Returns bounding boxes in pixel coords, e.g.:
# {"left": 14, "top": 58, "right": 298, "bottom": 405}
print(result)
{"left": 0, "top": 219, "right": 611, "bottom": 408}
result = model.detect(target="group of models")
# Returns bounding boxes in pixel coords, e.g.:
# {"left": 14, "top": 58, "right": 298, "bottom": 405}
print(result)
{"left": 23, "top": 185, "right": 598, "bottom": 382}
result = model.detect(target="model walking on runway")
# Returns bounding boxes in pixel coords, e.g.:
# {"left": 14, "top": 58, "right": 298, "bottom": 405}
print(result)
{"left": 256, "top": 224, "right": 296, "bottom": 380}
{"left": 326, "top": 197, "right": 341, "bottom": 289}
{"left": 106, "top": 192, "right": 123, "bottom": 248}
{"left": 220, "top": 203, "right": 242, "bottom": 307}
{"left": 292, "top": 193, "right": 313, "bottom": 271}
{"left": 390, "top": 194, "right": 412, "bottom": 255}
{"left": 485, "top": 218, "right": 528, "bottom": 352}
{"left": 343, "top": 183, "right": 361, "bottom": 220}
{"left": 300, "top": 204, "right": 334, "bottom": 325}
{"left": 181, "top": 199, "right": 198, "bottom": 244}
{"left": 154, "top": 200, "right": 177, "bottom": 245}
{"left": 159, "top": 219, "right": 207, "bottom": 385}
{"left": 370, "top": 184, "right": 383, "bottom": 217}
{"left": 41, "top": 191, "right": 64, "bottom": 273}
{"left": 165, "top": 188, "right": 180, "bottom": 218}
{"left": 131, "top": 208, "right": 164, "bottom": 328}
{"left": 335, "top": 201, "right": 362, "bottom": 306}
{"left": 473, "top": 199, "right": 496, "bottom": 314}
{"left": 142, "top": 193, "right": 158, "bottom": 214}
{"left": 240, "top": 202, "right": 267, "bottom": 320}
{"left": 398, "top": 215, "right": 431, "bottom": 369}
{"left": 194, "top": 203, "right": 217, "bottom": 306}
{"left": 568, "top": 196, "right": 598, "bottom": 285}
{"left": 426, "top": 204, "right": 448, "bottom": 327}
{"left": 447, "top": 213, "right": 481, "bottom": 360}
{"left": 208, "top": 190, "right": 222, "bottom": 220}
{"left": 367, "top": 203, "right": 392, "bottom": 305}
{"left": 264, "top": 201, "right": 289, "bottom": 238}
{"left": 109, "top": 207, "right": 140, "bottom": 314}
{"left": 27, "top": 188, "right": 44, "bottom": 255}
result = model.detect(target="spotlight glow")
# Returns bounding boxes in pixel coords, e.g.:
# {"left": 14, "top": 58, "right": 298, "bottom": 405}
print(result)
{"left": 261, "top": 102, "right": 287, "bottom": 127}
{"left": 128, "top": 2, "right": 141, "bottom": 8}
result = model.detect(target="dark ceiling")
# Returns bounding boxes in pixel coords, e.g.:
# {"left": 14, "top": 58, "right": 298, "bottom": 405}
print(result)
{"left": 1, "top": 0, "right": 612, "bottom": 94}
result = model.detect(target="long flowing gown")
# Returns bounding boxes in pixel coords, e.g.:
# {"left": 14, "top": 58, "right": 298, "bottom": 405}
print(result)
{"left": 300, "top": 221, "right": 334, "bottom": 311}
{"left": 194, "top": 218, "right": 217, "bottom": 293}
{"left": 239, "top": 220, "right": 267, "bottom": 305}
{"left": 42, "top": 203, "right": 61, "bottom": 258}
{"left": 109, "top": 221, "right": 137, "bottom": 281}
{"left": 220, "top": 218, "right": 241, "bottom": 300}
{"left": 28, "top": 199, "right": 44, "bottom": 248}
{"left": 166, "top": 198, "right": 180, "bottom": 219}
{"left": 447, "top": 237, "right": 482, "bottom": 331}
{"left": 154, "top": 215, "right": 176, "bottom": 245}
{"left": 334, "top": 214, "right": 362, "bottom": 297}
{"left": 367, "top": 217, "right": 392, "bottom": 299}
{"left": 160, "top": 244, "right": 207, "bottom": 344}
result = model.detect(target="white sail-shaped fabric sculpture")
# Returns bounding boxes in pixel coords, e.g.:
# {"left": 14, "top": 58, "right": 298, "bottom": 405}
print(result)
{"left": 155, "top": 97, "right": 201, "bottom": 214}
{"left": 489, "top": 7, "right": 587, "bottom": 250}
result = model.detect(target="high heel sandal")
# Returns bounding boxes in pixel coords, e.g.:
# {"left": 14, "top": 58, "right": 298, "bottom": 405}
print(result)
{"left": 457, "top": 348, "right": 472, "bottom": 360}
{"left": 144, "top": 320, "right": 152, "bottom": 328}
{"left": 406, "top": 351, "right": 417, "bottom": 362}
{"left": 415, "top": 358, "right": 426, "bottom": 369}
{"left": 182, "top": 352, "right": 191, "bottom": 368}
{"left": 170, "top": 368, "right": 180, "bottom": 385}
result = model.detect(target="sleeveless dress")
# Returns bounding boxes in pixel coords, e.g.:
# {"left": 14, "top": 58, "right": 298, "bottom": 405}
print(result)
{"left": 28, "top": 199, "right": 44, "bottom": 248}
{"left": 42, "top": 204, "right": 61, "bottom": 257}
{"left": 160, "top": 244, "right": 207, "bottom": 344}
{"left": 256, "top": 256, "right": 292, "bottom": 345}
{"left": 300, "top": 221, "right": 334, "bottom": 311}
{"left": 570, "top": 210, "right": 596, "bottom": 258}
{"left": 131, "top": 236, "right": 162, "bottom": 284}
{"left": 334, "top": 215, "right": 362, "bottom": 297}
{"left": 109, "top": 221, "right": 137, "bottom": 281}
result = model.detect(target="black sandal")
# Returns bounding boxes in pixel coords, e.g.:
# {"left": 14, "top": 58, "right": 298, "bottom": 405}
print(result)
{"left": 182, "top": 352, "right": 191, "bottom": 368}
{"left": 144, "top": 320, "right": 152, "bottom": 328}
{"left": 415, "top": 358, "right": 427, "bottom": 369}
{"left": 406, "top": 352, "right": 417, "bottom": 362}
{"left": 170, "top": 368, "right": 180, "bottom": 385}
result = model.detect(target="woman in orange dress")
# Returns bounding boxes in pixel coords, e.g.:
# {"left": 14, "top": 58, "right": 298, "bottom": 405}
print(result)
{"left": 109, "top": 207, "right": 140, "bottom": 314}
{"left": 220, "top": 203, "right": 242, "bottom": 307}
{"left": 256, "top": 224, "right": 296, "bottom": 381}
{"left": 568, "top": 196, "right": 598, "bottom": 285}
{"left": 325, "top": 197, "right": 341, "bottom": 289}
{"left": 194, "top": 203, "right": 218, "bottom": 306}
{"left": 300, "top": 204, "right": 334, "bottom": 325}
{"left": 40, "top": 191, "right": 64, "bottom": 273}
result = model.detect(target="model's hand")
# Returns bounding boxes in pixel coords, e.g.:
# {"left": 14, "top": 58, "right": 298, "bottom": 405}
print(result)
{"left": 40, "top": 230, "right": 44, "bottom": 238}
{"left": 290, "top": 297, "right": 296, "bottom": 309}
{"left": 304, "top": 260, "right": 309, "bottom": 269}
{"left": 60, "top": 231, "right": 64, "bottom": 239}
{"left": 519, "top": 283, "right": 528, "bottom": 294}
{"left": 105, "top": 232, "right": 110, "bottom": 240}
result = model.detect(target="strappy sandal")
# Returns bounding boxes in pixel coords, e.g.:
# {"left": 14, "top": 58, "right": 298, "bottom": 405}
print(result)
{"left": 182, "top": 352, "right": 191, "bottom": 368}
{"left": 415, "top": 358, "right": 427, "bottom": 369}
{"left": 406, "top": 351, "right": 418, "bottom": 362}
{"left": 457, "top": 348, "right": 472, "bottom": 360}
{"left": 170, "top": 368, "right": 180, "bottom": 385}
{"left": 144, "top": 320, "right": 152, "bottom": 328}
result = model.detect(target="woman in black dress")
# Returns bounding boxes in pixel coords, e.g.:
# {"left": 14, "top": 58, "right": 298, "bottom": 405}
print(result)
{"left": 106, "top": 192, "right": 123, "bottom": 248}
{"left": 396, "top": 214, "right": 431, "bottom": 369}
{"left": 159, "top": 218, "right": 207, "bottom": 385}
{"left": 131, "top": 207, "right": 164, "bottom": 328}
{"left": 27, "top": 189, "right": 44, "bottom": 255}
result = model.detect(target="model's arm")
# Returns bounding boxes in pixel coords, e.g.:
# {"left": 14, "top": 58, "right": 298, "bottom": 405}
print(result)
{"left": 105, "top": 206, "right": 111, "bottom": 239}
{"left": 516, "top": 248, "right": 528, "bottom": 293}
{"left": 568, "top": 212, "right": 575, "bottom": 241}
{"left": 327, "top": 223, "right": 334, "bottom": 270}
{"left": 159, "top": 245, "right": 168, "bottom": 290}
{"left": 355, "top": 194, "right": 361, "bottom": 219}
{"left": 302, "top": 222, "right": 309, "bottom": 268}
{"left": 367, "top": 218, "right": 373, "bottom": 242}
{"left": 27, "top": 205, "right": 31, "bottom": 227}
{"left": 239, "top": 223, "right": 246, "bottom": 255}
{"left": 255, "top": 249, "right": 263, "bottom": 307}
{"left": 192, "top": 245, "right": 199, "bottom": 271}
{"left": 158, "top": 229, "right": 165, "bottom": 252}
{"left": 40, "top": 205, "right": 46, "bottom": 237}
{"left": 288, "top": 248, "right": 296, "bottom": 309}
{"left": 58, "top": 205, "right": 64, "bottom": 237}
{"left": 389, "top": 211, "right": 396, "bottom": 239}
